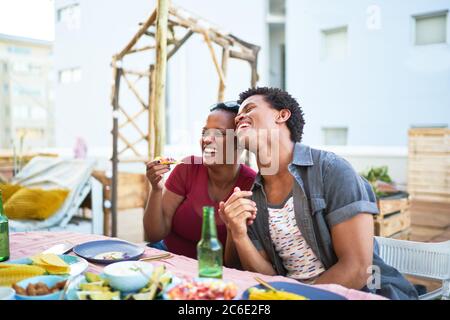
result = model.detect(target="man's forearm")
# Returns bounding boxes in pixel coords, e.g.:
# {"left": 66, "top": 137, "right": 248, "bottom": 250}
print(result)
{"left": 313, "top": 260, "right": 370, "bottom": 289}
{"left": 224, "top": 231, "right": 242, "bottom": 269}
{"left": 233, "top": 235, "right": 276, "bottom": 276}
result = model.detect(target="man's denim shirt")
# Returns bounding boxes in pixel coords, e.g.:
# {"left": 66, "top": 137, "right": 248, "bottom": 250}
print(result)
{"left": 248, "top": 143, "right": 418, "bottom": 300}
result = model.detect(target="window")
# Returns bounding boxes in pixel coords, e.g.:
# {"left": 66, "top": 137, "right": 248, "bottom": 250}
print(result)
{"left": 13, "top": 105, "right": 30, "bottom": 119}
{"left": 12, "top": 62, "right": 29, "bottom": 73}
{"left": 268, "top": 0, "right": 286, "bottom": 89}
{"left": 57, "top": 3, "right": 81, "bottom": 30}
{"left": 322, "top": 127, "right": 348, "bottom": 146}
{"left": 269, "top": 0, "right": 285, "bottom": 16}
{"left": 29, "top": 64, "right": 43, "bottom": 76}
{"left": 58, "top": 67, "right": 82, "bottom": 84}
{"left": 322, "top": 26, "right": 348, "bottom": 61}
{"left": 72, "top": 68, "right": 82, "bottom": 82}
{"left": 269, "top": 24, "right": 286, "bottom": 89}
{"left": 7, "top": 46, "right": 31, "bottom": 55}
{"left": 12, "top": 86, "right": 42, "bottom": 98}
{"left": 414, "top": 11, "right": 448, "bottom": 45}
{"left": 16, "top": 128, "right": 45, "bottom": 140}
{"left": 30, "top": 107, "right": 47, "bottom": 121}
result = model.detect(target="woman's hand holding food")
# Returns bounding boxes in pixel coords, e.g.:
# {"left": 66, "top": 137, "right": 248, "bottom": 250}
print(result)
{"left": 146, "top": 160, "right": 171, "bottom": 191}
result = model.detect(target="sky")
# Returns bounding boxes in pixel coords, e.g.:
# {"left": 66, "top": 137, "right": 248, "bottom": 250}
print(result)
{"left": 0, "top": 0, "right": 54, "bottom": 41}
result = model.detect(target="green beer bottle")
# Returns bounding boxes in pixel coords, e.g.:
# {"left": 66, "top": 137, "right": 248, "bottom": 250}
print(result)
{"left": 197, "top": 206, "right": 223, "bottom": 279}
{"left": 0, "top": 191, "right": 10, "bottom": 262}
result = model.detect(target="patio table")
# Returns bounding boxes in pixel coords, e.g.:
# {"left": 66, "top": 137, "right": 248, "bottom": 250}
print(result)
{"left": 9, "top": 231, "right": 386, "bottom": 300}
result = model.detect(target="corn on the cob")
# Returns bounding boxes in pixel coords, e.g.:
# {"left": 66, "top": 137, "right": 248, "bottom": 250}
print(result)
{"left": 0, "top": 264, "right": 46, "bottom": 286}
{"left": 249, "top": 288, "right": 308, "bottom": 300}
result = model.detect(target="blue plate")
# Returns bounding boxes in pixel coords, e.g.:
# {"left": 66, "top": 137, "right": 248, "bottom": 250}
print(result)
{"left": 73, "top": 240, "right": 145, "bottom": 264}
{"left": 241, "top": 282, "right": 347, "bottom": 300}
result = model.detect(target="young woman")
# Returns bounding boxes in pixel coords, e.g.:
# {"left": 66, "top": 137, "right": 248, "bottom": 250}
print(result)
{"left": 143, "top": 102, "right": 256, "bottom": 261}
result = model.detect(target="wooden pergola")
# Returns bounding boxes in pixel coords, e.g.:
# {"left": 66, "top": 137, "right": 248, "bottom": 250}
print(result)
{"left": 109, "top": 2, "right": 260, "bottom": 236}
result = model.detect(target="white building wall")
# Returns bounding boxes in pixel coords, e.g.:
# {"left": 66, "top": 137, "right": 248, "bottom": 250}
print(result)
{"left": 286, "top": 0, "right": 450, "bottom": 147}
{"left": 54, "top": 0, "right": 267, "bottom": 155}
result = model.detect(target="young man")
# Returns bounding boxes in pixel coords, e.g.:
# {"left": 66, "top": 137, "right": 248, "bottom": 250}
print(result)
{"left": 219, "top": 87, "right": 418, "bottom": 300}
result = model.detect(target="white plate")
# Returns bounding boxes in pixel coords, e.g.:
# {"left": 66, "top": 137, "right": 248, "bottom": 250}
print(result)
{"left": 64, "top": 255, "right": 89, "bottom": 277}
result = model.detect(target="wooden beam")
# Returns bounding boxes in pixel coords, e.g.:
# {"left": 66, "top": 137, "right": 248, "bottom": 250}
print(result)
{"left": 218, "top": 47, "right": 229, "bottom": 102}
{"left": 115, "top": 9, "right": 157, "bottom": 60}
{"left": 111, "top": 67, "right": 122, "bottom": 237}
{"left": 118, "top": 105, "right": 148, "bottom": 140}
{"left": 229, "top": 50, "right": 255, "bottom": 62}
{"left": 203, "top": 31, "right": 226, "bottom": 89}
{"left": 122, "top": 73, "right": 148, "bottom": 109}
{"left": 119, "top": 108, "right": 147, "bottom": 129}
{"left": 118, "top": 133, "right": 142, "bottom": 157}
{"left": 154, "top": 0, "right": 170, "bottom": 157}
{"left": 118, "top": 136, "right": 146, "bottom": 156}
{"left": 168, "top": 29, "right": 193, "bottom": 60}
{"left": 125, "top": 45, "right": 156, "bottom": 55}
{"left": 122, "top": 69, "right": 151, "bottom": 77}
{"left": 149, "top": 65, "right": 156, "bottom": 160}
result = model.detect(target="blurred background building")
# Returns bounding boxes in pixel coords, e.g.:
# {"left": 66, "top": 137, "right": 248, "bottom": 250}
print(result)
{"left": 50, "top": 0, "right": 450, "bottom": 185}
{"left": 0, "top": 33, "right": 54, "bottom": 149}
{"left": 0, "top": 0, "right": 448, "bottom": 184}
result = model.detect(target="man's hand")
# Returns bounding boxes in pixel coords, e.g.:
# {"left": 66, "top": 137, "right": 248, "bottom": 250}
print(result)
{"left": 219, "top": 187, "right": 257, "bottom": 239}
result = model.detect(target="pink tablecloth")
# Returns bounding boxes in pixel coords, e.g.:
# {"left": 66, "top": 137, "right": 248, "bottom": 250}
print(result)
{"left": 9, "top": 232, "right": 386, "bottom": 300}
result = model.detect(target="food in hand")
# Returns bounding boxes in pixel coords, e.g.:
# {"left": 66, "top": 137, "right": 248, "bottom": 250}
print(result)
{"left": 154, "top": 156, "right": 180, "bottom": 165}
{"left": 248, "top": 287, "right": 308, "bottom": 300}
{"left": 166, "top": 279, "right": 238, "bottom": 300}
{"left": 13, "top": 280, "right": 67, "bottom": 296}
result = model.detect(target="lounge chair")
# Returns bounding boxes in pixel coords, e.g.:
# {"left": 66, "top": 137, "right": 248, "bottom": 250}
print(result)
{"left": 7, "top": 156, "right": 103, "bottom": 234}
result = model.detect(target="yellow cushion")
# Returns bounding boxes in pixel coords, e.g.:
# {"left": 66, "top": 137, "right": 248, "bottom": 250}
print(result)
{"left": 0, "top": 184, "right": 22, "bottom": 203}
{"left": 4, "top": 187, "right": 69, "bottom": 220}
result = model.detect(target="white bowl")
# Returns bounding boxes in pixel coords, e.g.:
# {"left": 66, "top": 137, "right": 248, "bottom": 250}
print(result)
{"left": 103, "top": 261, "right": 153, "bottom": 292}
{"left": 0, "top": 287, "right": 16, "bottom": 300}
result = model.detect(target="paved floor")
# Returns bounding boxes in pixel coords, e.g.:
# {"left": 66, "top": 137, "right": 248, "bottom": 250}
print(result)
{"left": 117, "top": 208, "right": 145, "bottom": 243}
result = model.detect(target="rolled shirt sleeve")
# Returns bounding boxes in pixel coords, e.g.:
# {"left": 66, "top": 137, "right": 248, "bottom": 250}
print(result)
{"left": 247, "top": 224, "right": 264, "bottom": 251}
{"left": 323, "top": 155, "right": 379, "bottom": 227}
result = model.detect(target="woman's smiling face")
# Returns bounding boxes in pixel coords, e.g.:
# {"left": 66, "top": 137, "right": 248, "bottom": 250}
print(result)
{"left": 200, "top": 109, "right": 237, "bottom": 166}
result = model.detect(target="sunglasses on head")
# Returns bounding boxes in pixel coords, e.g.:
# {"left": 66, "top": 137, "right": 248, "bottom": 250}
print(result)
{"left": 209, "top": 101, "right": 240, "bottom": 112}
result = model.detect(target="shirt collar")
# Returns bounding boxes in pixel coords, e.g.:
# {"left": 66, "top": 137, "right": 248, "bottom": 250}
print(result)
{"left": 252, "top": 143, "right": 314, "bottom": 189}
{"left": 292, "top": 143, "right": 314, "bottom": 167}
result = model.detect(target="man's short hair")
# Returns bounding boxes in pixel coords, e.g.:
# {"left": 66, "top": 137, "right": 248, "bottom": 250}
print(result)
{"left": 238, "top": 87, "right": 305, "bottom": 142}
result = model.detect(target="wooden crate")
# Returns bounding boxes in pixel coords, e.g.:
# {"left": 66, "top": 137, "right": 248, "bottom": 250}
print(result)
{"left": 92, "top": 170, "right": 150, "bottom": 236}
{"left": 408, "top": 128, "right": 450, "bottom": 203}
{"left": 377, "top": 196, "right": 410, "bottom": 219}
{"left": 390, "top": 228, "right": 411, "bottom": 240}
{"left": 374, "top": 194, "right": 411, "bottom": 238}
{"left": 93, "top": 170, "right": 149, "bottom": 210}
{"left": 375, "top": 210, "right": 411, "bottom": 238}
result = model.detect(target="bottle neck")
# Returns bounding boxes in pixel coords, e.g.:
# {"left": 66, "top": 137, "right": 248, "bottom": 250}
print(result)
{"left": 201, "top": 209, "right": 218, "bottom": 240}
